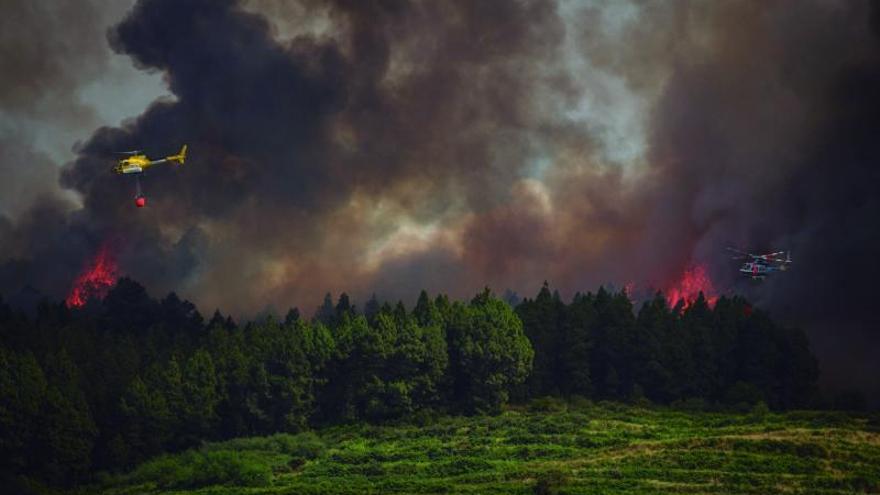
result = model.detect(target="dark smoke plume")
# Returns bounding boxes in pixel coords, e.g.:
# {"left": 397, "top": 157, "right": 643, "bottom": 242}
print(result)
{"left": 1, "top": 0, "right": 879, "bottom": 401}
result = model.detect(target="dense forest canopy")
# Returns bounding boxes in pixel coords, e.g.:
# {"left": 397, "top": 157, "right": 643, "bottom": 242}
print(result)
{"left": 0, "top": 278, "right": 836, "bottom": 491}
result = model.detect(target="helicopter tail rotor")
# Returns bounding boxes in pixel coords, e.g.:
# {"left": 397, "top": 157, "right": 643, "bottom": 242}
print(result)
{"left": 167, "top": 144, "right": 187, "bottom": 165}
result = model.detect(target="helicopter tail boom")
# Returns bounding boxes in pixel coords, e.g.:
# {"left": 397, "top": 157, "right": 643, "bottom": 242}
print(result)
{"left": 167, "top": 144, "right": 187, "bottom": 165}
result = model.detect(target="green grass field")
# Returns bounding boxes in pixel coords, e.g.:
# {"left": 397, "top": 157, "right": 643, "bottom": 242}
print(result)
{"left": 83, "top": 401, "right": 880, "bottom": 495}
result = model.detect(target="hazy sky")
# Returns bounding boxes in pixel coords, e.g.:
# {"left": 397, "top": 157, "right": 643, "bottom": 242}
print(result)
{"left": 0, "top": 1, "right": 168, "bottom": 218}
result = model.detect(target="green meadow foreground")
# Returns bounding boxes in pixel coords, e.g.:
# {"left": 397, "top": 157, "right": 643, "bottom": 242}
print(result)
{"left": 84, "top": 402, "right": 880, "bottom": 495}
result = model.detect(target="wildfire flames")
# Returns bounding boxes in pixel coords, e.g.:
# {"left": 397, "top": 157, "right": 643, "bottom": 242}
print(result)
{"left": 665, "top": 264, "right": 718, "bottom": 310}
{"left": 65, "top": 243, "right": 119, "bottom": 308}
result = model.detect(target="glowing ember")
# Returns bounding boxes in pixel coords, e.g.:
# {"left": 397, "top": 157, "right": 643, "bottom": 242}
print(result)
{"left": 65, "top": 242, "right": 119, "bottom": 308}
{"left": 665, "top": 264, "right": 718, "bottom": 310}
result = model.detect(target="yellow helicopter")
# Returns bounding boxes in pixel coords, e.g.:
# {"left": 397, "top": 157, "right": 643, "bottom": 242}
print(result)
{"left": 113, "top": 145, "right": 187, "bottom": 207}
{"left": 113, "top": 144, "right": 187, "bottom": 174}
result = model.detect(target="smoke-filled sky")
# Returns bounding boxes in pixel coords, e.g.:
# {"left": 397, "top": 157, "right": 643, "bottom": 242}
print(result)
{"left": 2, "top": 0, "right": 879, "bottom": 400}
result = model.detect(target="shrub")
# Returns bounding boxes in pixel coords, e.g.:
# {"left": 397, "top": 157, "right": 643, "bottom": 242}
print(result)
{"left": 126, "top": 450, "right": 271, "bottom": 489}
{"left": 533, "top": 468, "right": 570, "bottom": 495}
{"left": 192, "top": 451, "right": 270, "bottom": 487}
{"left": 597, "top": 400, "right": 628, "bottom": 412}
{"left": 529, "top": 396, "right": 568, "bottom": 413}
{"left": 672, "top": 398, "right": 708, "bottom": 412}
{"left": 433, "top": 457, "right": 494, "bottom": 476}
{"left": 567, "top": 395, "right": 593, "bottom": 410}
{"left": 748, "top": 401, "right": 770, "bottom": 422}
{"left": 866, "top": 413, "right": 880, "bottom": 433}
{"left": 290, "top": 456, "right": 306, "bottom": 470}
{"left": 807, "top": 411, "right": 851, "bottom": 428}
{"left": 724, "top": 381, "right": 764, "bottom": 407}
{"left": 276, "top": 431, "right": 326, "bottom": 459}
{"left": 407, "top": 407, "right": 441, "bottom": 427}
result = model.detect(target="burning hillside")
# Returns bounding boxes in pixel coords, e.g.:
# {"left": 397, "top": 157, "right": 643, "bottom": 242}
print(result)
{"left": 664, "top": 264, "right": 718, "bottom": 310}
{"left": 65, "top": 242, "right": 118, "bottom": 308}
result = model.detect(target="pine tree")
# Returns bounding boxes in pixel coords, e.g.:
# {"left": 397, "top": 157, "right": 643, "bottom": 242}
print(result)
{"left": 363, "top": 294, "right": 381, "bottom": 325}
{"left": 446, "top": 289, "right": 533, "bottom": 413}
{"left": 518, "top": 283, "right": 570, "bottom": 397}
{"left": 413, "top": 290, "right": 443, "bottom": 327}
{"left": 562, "top": 291, "right": 594, "bottom": 398}
{"left": 0, "top": 348, "right": 47, "bottom": 476}
{"left": 118, "top": 372, "right": 172, "bottom": 465}
{"left": 181, "top": 351, "right": 219, "bottom": 444}
{"left": 261, "top": 317, "right": 314, "bottom": 431}
{"left": 284, "top": 307, "right": 301, "bottom": 325}
{"left": 315, "top": 292, "right": 336, "bottom": 327}
{"left": 633, "top": 294, "right": 673, "bottom": 402}
{"left": 335, "top": 293, "right": 355, "bottom": 321}
{"left": 37, "top": 349, "right": 97, "bottom": 484}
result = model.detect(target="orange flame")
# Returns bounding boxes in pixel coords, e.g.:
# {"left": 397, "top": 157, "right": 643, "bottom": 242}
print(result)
{"left": 66, "top": 242, "right": 119, "bottom": 308}
{"left": 665, "top": 264, "right": 717, "bottom": 310}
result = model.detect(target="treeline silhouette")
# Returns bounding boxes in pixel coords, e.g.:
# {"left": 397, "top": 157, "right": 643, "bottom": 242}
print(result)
{"left": 0, "top": 278, "right": 822, "bottom": 490}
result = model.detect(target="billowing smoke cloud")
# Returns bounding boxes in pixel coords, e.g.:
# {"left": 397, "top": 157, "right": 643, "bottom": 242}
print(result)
{"left": 0, "top": 1, "right": 164, "bottom": 216}
{"left": 639, "top": 0, "right": 880, "bottom": 399}
{"left": 0, "top": 1, "right": 106, "bottom": 218}
{"left": 1, "top": 0, "right": 879, "bottom": 400}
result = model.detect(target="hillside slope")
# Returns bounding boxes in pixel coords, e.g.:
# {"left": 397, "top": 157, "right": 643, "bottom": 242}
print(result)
{"left": 84, "top": 402, "right": 880, "bottom": 495}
